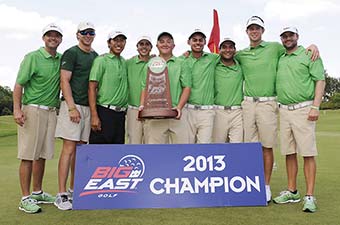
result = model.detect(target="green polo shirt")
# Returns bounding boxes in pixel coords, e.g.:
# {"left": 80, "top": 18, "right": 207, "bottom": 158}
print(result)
{"left": 235, "top": 41, "right": 285, "bottom": 97}
{"left": 214, "top": 60, "right": 244, "bottom": 106}
{"left": 276, "top": 46, "right": 325, "bottom": 105}
{"left": 89, "top": 53, "right": 128, "bottom": 107}
{"left": 126, "top": 55, "right": 149, "bottom": 107}
{"left": 183, "top": 52, "right": 219, "bottom": 105}
{"left": 61, "top": 45, "right": 98, "bottom": 106}
{"left": 16, "top": 47, "right": 61, "bottom": 107}
{"left": 142, "top": 56, "right": 191, "bottom": 107}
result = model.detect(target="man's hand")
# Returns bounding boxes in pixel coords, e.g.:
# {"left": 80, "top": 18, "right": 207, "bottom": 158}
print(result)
{"left": 173, "top": 107, "right": 182, "bottom": 119}
{"left": 137, "top": 105, "right": 144, "bottom": 121}
{"left": 69, "top": 107, "right": 81, "bottom": 124}
{"left": 182, "top": 51, "right": 190, "bottom": 58}
{"left": 91, "top": 115, "right": 101, "bottom": 131}
{"left": 13, "top": 109, "right": 25, "bottom": 126}
{"left": 307, "top": 108, "right": 319, "bottom": 121}
{"left": 306, "top": 44, "right": 319, "bottom": 61}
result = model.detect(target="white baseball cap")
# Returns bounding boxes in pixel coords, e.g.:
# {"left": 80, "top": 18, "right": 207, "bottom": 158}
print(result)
{"left": 280, "top": 26, "right": 299, "bottom": 36}
{"left": 137, "top": 36, "right": 152, "bottom": 45}
{"left": 77, "top": 21, "right": 95, "bottom": 31}
{"left": 219, "top": 37, "right": 236, "bottom": 48}
{"left": 107, "top": 30, "right": 127, "bottom": 40}
{"left": 188, "top": 29, "right": 206, "bottom": 40}
{"left": 42, "top": 23, "right": 63, "bottom": 36}
{"left": 246, "top": 16, "right": 265, "bottom": 29}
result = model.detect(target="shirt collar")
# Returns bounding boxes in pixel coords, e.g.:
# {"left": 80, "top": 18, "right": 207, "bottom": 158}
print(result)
{"left": 219, "top": 59, "right": 240, "bottom": 71}
{"left": 189, "top": 51, "right": 209, "bottom": 58}
{"left": 135, "top": 55, "right": 149, "bottom": 64}
{"left": 106, "top": 53, "right": 123, "bottom": 59}
{"left": 284, "top": 45, "right": 304, "bottom": 56}
{"left": 247, "top": 41, "right": 268, "bottom": 50}
{"left": 39, "top": 47, "right": 60, "bottom": 59}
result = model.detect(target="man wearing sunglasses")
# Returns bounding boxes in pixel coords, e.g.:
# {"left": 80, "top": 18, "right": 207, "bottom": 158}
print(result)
{"left": 88, "top": 31, "right": 128, "bottom": 144}
{"left": 55, "top": 22, "right": 98, "bottom": 210}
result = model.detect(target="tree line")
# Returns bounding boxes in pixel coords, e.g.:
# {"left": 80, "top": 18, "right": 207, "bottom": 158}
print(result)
{"left": 1, "top": 72, "right": 340, "bottom": 116}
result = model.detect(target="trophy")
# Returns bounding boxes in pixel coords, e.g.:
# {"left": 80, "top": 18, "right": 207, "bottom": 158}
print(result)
{"left": 139, "top": 57, "right": 178, "bottom": 119}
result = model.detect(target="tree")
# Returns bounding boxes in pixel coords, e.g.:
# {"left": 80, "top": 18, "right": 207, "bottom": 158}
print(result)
{"left": 324, "top": 71, "right": 340, "bottom": 101}
{"left": 0, "top": 85, "right": 13, "bottom": 115}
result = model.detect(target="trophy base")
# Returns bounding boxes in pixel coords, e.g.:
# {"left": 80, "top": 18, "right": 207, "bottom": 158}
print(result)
{"left": 139, "top": 108, "right": 178, "bottom": 119}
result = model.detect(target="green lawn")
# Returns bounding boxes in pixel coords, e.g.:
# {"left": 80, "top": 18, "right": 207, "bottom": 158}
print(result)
{"left": 0, "top": 111, "right": 339, "bottom": 225}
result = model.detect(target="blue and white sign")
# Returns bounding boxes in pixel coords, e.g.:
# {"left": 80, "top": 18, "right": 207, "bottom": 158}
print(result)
{"left": 73, "top": 143, "right": 266, "bottom": 210}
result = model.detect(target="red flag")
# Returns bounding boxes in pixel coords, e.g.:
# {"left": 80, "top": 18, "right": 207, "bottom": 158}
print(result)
{"left": 208, "top": 9, "right": 220, "bottom": 54}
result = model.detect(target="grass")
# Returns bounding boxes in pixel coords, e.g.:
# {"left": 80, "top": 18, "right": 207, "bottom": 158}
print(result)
{"left": 0, "top": 111, "right": 339, "bottom": 225}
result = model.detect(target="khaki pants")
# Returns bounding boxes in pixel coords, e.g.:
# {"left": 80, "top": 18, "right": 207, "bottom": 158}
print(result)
{"left": 241, "top": 100, "right": 278, "bottom": 148}
{"left": 143, "top": 109, "right": 189, "bottom": 144}
{"left": 187, "top": 109, "right": 215, "bottom": 143}
{"left": 127, "top": 108, "right": 144, "bottom": 144}
{"left": 280, "top": 107, "right": 317, "bottom": 156}
{"left": 55, "top": 101, "right": 91, "bottom": 142}
{"left": 212, "top": 109, "right": 243, "bottom": 143}
{"left": 18, "top": 105, "right": 57, "bottom": 160}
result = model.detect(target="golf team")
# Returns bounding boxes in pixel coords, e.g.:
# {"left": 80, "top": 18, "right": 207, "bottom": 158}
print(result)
{"left": 13, "top": 16, "right": 325, "bottom": 214}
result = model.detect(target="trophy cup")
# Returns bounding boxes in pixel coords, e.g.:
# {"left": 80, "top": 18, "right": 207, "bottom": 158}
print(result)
{"left": 139, "top": 57, "right": 178, "bottom": 119}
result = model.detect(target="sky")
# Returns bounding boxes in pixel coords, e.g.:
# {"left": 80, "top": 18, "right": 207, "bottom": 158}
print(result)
{"left": 0, "top": 0, "right": 339, "bottom": 89}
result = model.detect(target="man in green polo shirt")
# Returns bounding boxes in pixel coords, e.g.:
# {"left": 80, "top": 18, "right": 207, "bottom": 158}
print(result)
{"left": 184, "top": 29, "right": 218, "bottom": 143}
{"left": 140, "top": 32, "right": 191, "bottom": 144}
{"left": 236, "top": 16, "right": 319, "bottom": 202}
{"left": 88, "top": 30, "right": 128, "bottom": 144}
{"left": 212, "top": 38, "right": 243, "bottom": 143}
{"left": 55, "top": 22, "right": 98, "bottom": 210}
{"left": 13, "top": 23, "right": 63, "bottom": 213}
{"left": 273, "top": 27, "right": 325, "bottom": 213}
{"left": 126, "top": 36, "right": 152, "bottom": 144}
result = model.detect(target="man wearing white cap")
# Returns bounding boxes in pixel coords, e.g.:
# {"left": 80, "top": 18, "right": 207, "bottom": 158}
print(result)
{"left": 88, "top": 30, "right": 128, "bottom": 144}
{"left": 126, "top": 36, "right": 152, "bottom": 144}
{"left": 235, "top": 16, "right": 319, "bottom": 202}
{"left": 13, "top": 23, "right": 63, "bottom": 213}
{"left": 184, "top": 29, "right": 219, "bottom": 143}
{"left": 55, "top": 21, "right": 98, "bottom": 210}
{"left": 273, "top": 27, "right": 325, "bottom": 213}
{"left": 141, "top": 32, "right": 191, "bottom": 144}
{"left": 212, "top": 38, "right": 243, "bottom": 143}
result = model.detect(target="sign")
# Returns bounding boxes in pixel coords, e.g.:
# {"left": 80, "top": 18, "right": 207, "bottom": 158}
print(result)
{"left": 73, "top": 143, "right": 266, "bottom": 210}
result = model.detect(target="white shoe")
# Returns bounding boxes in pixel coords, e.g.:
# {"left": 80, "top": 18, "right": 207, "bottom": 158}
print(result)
{"left": 54, "top": 193, "right": 72, "bottom": 210}
{"left": 67, "top": 188, "right": 73, "bottom": 202}
{"left": 266, "top": 185, "right": 272, "bottom": 203}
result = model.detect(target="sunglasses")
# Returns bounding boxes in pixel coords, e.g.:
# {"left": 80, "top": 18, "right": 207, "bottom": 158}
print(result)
{"left": 79, "top": 30, "right": 95, "bottom": 36}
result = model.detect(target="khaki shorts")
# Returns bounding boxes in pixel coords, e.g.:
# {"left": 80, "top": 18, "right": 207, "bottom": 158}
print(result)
{"left": 280, "top": 107, "right": 317, "bottom": 156}
{"left": 241, "top": 100, "right": 278, "bottom": 148}
{"left": 144, "top": 108, "right": 189, "bottom": 144}
{"left": 127, "top": 108, "right": 144, "bottom": 144}
{"left": 212, "top": 109, "right": 243, "bottom": 143}
{"left": 55, "top": 101, "right": 91, "bottom": 142}
{"left": 17, "top": 105, "right": 57, "bottom": 160}
{"left": 187, "top": 109, "right": 215, "bottom": 143}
